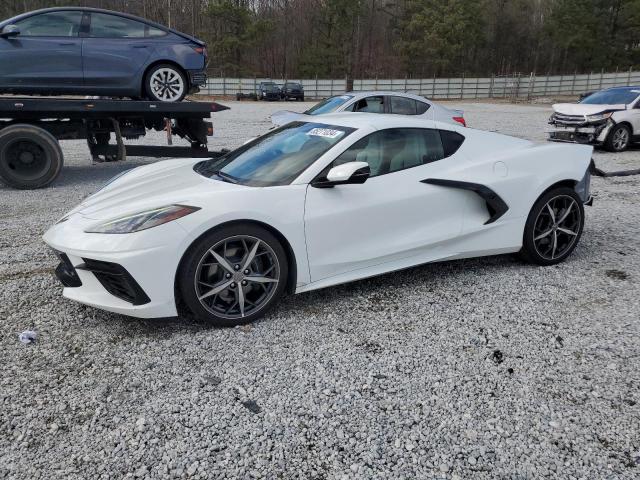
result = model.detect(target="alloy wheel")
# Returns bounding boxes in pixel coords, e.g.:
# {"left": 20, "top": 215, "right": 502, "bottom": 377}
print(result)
{"left": 612, "top": 127, "right": 629, "bottom": 151}
{"left": 194, "top": 235, "right": 280, "bottom": 320}
{"left": 149, "top": 68, "right": 185, "bottom": 102}
{"left": 533, "top": 195, "right": 582, "bottom": 260}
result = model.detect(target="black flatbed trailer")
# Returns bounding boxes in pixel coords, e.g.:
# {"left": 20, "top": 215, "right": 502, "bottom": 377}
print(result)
{"left": 0, "top": 97, "right": 229, "bottom": 189}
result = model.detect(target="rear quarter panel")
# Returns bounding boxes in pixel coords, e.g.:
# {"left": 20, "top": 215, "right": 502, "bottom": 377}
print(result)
{"left": 151, "top": 35, "right": 205, "bottom": 70}
{"left": 454, "top": 128, "right": 592, "bottom": 221}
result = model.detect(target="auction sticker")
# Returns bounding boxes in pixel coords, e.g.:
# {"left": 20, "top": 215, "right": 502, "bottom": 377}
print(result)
{"left": 307, "top": 128, "right": 344, "bottom": 139}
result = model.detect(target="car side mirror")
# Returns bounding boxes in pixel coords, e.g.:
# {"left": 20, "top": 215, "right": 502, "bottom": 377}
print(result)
{"left": 312, "top": 161, "right": 370, "bottom": 188}
{"left": 1, "top": 25, "right": 20, "bottom": 38}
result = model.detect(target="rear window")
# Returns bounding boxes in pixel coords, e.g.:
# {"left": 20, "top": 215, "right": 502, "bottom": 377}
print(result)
{"left": 439, "top": 130, "right": 465, "bottom": 157}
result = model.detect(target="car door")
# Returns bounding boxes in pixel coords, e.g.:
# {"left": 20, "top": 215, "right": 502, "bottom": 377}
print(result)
{"left": 82, "top": 12, "right": 154, "bottom": 94}
{"left": 0, "top": 10, "right": 83, "bottom": 91}
{"left": 304, "top": 127, "right": 469, "bottom": 282}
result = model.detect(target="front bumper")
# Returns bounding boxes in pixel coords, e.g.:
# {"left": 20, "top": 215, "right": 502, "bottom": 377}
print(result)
{"left": 43, "top": 214, "right": 185, "bottom": 318}
{"left": 547, "top": 120, "right": 612, "bottom": 145}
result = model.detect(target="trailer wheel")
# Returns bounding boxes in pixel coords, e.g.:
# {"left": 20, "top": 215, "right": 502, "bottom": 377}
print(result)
{"left": 0, "top": 124, "right": 63, "bottom": 189}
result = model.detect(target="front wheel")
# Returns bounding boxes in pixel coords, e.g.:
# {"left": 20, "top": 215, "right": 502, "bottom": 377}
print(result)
{"left": 145, "top": 64, "right": 187, "bottom": 102}
{"left": 519, "top": 187, "right": 584, "bottom": 265}
{"left": 604, "top": 124, "right": 631, "bottom": 152}
{"left": 178, "top": 224, "right": 289, "bottom": 326}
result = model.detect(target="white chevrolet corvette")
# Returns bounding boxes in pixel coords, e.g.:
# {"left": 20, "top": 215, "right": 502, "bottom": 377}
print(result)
{"left": 44, "top": 114, "right": 593, "bottom": 326}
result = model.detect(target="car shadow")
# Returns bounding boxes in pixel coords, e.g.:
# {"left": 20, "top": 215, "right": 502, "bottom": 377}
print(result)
{"left": 102, "top": 253, "right": 525, "bottom": 338}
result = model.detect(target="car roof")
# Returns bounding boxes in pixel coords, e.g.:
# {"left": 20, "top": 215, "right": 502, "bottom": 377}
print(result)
{"left": 600, "top": 86, "right": 640, "bottom": 92}
{"left": 301, "top": 112, "right": 457, "bottom": 131}
{"left": 0, "top": 7, "right": 204, "bottom": 43}
{"left": 343, "top": 91, "right": 432, "bottom": 103}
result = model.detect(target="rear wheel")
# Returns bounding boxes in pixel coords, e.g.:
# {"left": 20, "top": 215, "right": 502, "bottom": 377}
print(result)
{"left": 0, "top": 124, "right": 63, "bottom": 189}
{"left": 145, "top": 64, "right": 187, "bottom": 102}
{"left": 178, "top": 224, "right": 288, "bottom": 326}
{"left": 604, "top": 124, "right": 631, "bottom": 152}
{"left": 520, "top": 187, "right": 584, "bottom": 265}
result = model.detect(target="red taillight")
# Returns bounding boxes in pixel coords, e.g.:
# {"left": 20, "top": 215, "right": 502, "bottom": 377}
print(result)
{"left": 192, "top": 46, "right": 207, "bottom": 56}
{"left": 453, "top": 116, "right": 466, "bottom": 127}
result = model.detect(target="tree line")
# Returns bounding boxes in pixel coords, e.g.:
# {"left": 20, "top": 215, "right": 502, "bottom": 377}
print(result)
{"left": 2, "top": 0, "right": 640, "bottom": 79}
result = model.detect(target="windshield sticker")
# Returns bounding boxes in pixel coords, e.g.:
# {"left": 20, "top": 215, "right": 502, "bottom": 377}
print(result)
{"left": 307, "top": 128, "right": 344, "bottom": 139}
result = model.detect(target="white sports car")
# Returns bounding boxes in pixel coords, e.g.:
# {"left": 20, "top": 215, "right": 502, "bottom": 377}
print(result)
{"left": 548, "top": 86, "right": 640, "bottom": 151}
{"left": 272, "top": 91, "right": 465, "bottom": 127}
{"left": 44, "top": 114, "right": 593, "bottom": 326}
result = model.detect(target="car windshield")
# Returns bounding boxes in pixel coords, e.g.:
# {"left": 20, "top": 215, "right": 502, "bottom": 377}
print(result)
{"left": 581, "top": 88, "right": 640, "bottom": 105}
{"left": 194, "top": 122, "right": 355, "bottom": 187}
{"left": 263, "top": 83, "right": 278, "bottom": 91}
{"left": 305, "top": 95, "right": 354, "bottom": 115}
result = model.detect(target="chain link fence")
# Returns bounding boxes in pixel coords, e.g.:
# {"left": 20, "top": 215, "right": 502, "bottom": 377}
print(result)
{"left": 199, "top": 70, "right": 640, "bottom": 100}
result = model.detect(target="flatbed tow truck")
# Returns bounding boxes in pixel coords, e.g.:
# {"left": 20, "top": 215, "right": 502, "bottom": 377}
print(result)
{"left": 0, "top": 97, "right": 229, "bottom": 189}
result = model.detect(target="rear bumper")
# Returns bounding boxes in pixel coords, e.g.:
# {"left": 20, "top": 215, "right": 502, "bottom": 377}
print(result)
{"left": 187, "top": 70, "right": 207, "bottom": 93}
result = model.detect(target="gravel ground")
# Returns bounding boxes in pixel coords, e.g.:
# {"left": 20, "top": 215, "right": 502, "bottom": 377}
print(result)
{"left": 1, "top": 100, "right": 639, "bottom": 479}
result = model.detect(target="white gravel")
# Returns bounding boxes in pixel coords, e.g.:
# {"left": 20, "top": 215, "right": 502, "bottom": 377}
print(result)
{"left": 1, "top": 100, "right": 639, "bottom": 479}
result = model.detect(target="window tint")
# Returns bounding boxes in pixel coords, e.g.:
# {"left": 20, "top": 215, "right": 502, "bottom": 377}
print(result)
{"left": 15, "top": 11, "right": 82, "bottom": 37}
{"left": 390, "top": 96, "right": 417, "bottom": 115}
{"left": 416, "top": 101, "right": 430, "bottom": 114}
{"left": 439, "top": 130, "right": 465, "bottom": 156}
{"left": 332, "top": 128, "right": 446, "bottom": 177}
{"left": 89, "top": 13, "right": 146, "bottom": 38}
{"left": 352, "top": 96, "right": 385, "bottom": 113}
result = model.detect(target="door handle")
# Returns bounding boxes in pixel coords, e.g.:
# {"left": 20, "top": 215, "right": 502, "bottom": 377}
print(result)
{"left": 132, "top": 45, "right": 148, "bottom": 49}
{"left": 58, "top": 42, "right": 75, "bottom": 46}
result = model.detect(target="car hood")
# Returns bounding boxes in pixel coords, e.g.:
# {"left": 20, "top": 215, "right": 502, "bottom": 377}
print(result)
{"left": 552, "top": 103, "right": 627, "bottom": 116}
{"left": 71, "top": 158, "right": 243, "bottom": 221}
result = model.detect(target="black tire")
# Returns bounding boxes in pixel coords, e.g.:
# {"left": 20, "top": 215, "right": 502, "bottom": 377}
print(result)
{"left": 178, "top": 223, "right": 289, "bottom": 327}
{"left": 519, "top": 187, "right": 584, "bottom": 265}
{"left": 604, "top": 123, "right": 631, "bottom": 152}
{"left": 144, "top": 63, "right": 187, "bottom": 102}
{"left": 0, "top": 124, "right": 63, "bottom": 189}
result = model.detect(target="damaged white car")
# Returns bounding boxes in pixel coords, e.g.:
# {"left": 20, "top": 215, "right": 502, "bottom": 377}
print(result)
{"left": 548, "top": 86, "right": 640, "bottom": 152}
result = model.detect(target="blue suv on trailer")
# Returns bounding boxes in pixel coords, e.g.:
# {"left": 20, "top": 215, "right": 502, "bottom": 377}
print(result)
{"left": 0, "top": 8, "right": 208, "bottom": 102}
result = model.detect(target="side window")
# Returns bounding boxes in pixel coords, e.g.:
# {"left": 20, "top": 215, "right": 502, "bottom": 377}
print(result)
{"left": 416, "top": 101, "right": 430, "bottom": 115}
{"left": 89, "top": 13, "right": 146, "bottom": 38}
{"left": 439, "top": 130, "right": 465, "bottom": 157}
{"left": 352, "top": 96, "right": 385, "bottom": 113}
{"left": 331, "top": 128, "right": 448, "bottom": 177}
{"left": 390, "top": 96, "right": 418, "bottom": 115}
{"left": 147, "top": 26, "right": 167, "bottom": 38}
{"left": 15, "top": 11, "right": 82, "bottom": 37}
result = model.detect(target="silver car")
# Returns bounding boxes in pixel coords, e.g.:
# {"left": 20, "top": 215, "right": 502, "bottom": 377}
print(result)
{"left": 272, "top": 91, "right": 466, "bottom": 127}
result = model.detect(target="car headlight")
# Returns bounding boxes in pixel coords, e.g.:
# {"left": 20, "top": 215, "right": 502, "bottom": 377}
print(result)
{"left": 85, "top": 205, "right": 200, "bottom": 234}
{"left": 586, "top": 112, "right": 613, "bottom": 122}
